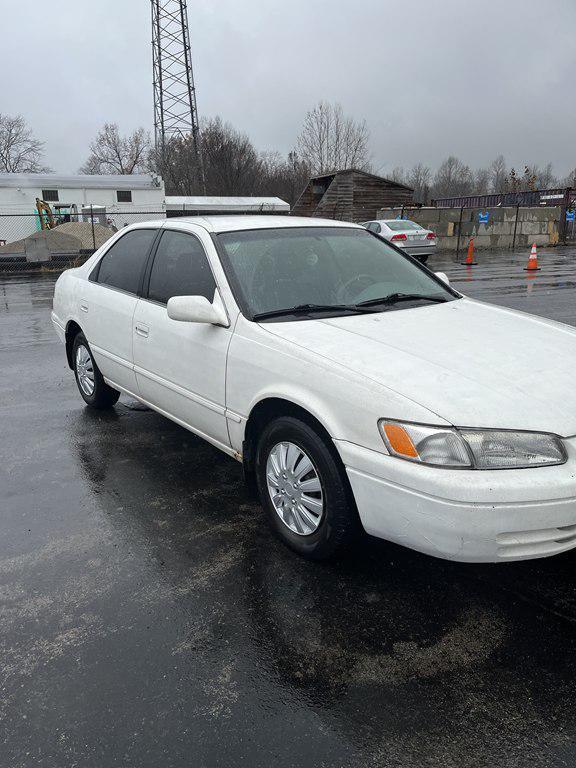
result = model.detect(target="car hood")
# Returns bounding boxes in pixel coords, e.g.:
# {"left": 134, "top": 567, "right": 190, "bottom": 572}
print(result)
{"left": 260, "top": 298, "right": 576, "bottom": 436}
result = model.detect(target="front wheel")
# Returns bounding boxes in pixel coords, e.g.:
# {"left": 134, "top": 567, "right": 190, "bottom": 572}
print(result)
{"left": 72, "top": 332, "right": 120, "bottom": 409}
{"left": 255, "top": 416, "right": 358, "bottom": 560}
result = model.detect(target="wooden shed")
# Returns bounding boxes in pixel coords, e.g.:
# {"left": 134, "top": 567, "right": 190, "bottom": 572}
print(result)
{"left": 291, "top": 169, "right": 414, "bottom": 222}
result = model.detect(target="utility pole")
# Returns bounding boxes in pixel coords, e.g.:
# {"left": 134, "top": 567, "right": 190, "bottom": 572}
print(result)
{"left": 151, "top": 0, "right": 205, "bottom": 191}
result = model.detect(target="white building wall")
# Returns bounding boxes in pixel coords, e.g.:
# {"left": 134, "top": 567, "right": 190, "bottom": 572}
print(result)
{"left": 0, "top": 176, "right": 166, "bottom": 244}
{"left": 0, "top": 185, "right": 165, "bottom": 213}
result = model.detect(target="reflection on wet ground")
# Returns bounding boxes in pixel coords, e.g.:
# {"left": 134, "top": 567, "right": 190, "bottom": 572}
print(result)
{"left": 2, "top": 249, "right": 576, "bottom": 767}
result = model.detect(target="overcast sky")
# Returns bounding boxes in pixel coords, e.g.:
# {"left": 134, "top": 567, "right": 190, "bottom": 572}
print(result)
{"left": 1, "top": 0, "right": 574, "bottom": 177}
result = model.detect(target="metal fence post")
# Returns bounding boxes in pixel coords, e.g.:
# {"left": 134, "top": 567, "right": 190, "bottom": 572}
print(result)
{"left": 455, "top": 206, "right": 464, "bottom": 258}
{"left": 90, "top": 205, "right": 96, "bottom": 252}
{"left": 511, "top": 204, "right": 520, "bottom": 250}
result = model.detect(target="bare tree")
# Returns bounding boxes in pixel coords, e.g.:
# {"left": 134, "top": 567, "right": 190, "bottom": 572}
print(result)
{"left": 390, "top": 166, "right": 406, "bottom": 184}
{"left": 407, "top": 163, "right": 432, "bottom": 204}
{"left": 474, "top": 167, "right": 490, "bottom": 195}
{"left": 79, "top": 123, "right": 151, "bottom": 174}
{"left": 201, "top": 117, "right": 262, "bottom": 195}
{"left": 0, "top": 114, "right": 50, "bottom": 173}
{"left": 432, "top": 156, "right": 473, "bottom": 199}
{"left": 159, "top": 117, "right": 263, "bottom": 196}
{"left": 506, "top": 166, "right": 537, "bottom": 192}
{"left": 297, "top": 101, "right": 371, "bottom": 175}
{"left": 529, "top": 162, "right": 557, "bottom": 189}
{"left": 489, "top": 155, "right": 508, "bottom": 193}
{"left": 561, "top": 168, "right": 576, "bottom": 187}
{"left": 258, "top": 150, "right": 310, "bottom": 206}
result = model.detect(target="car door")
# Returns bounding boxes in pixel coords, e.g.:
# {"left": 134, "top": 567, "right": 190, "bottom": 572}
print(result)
{"left": 81, "top": 227, "right": 159, "bottom": 393}
{"left": 132, "top": 227, "right": 231, "bottom": 449}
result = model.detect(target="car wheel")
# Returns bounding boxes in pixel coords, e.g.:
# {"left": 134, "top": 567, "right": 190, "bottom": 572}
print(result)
{"left": 417, "top": 255, "right": 429, "bottom": 265}
{"left": 255, "top": 416, "right": 358, "bottom": 560}
{"left": 72, "top": 332, "right": 120, "bottom": 409}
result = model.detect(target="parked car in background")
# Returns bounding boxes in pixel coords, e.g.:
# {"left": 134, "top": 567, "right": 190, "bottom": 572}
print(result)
{"left": 52, "top": 216, "right": 576, "bottom": 564}
{"left": 361, "top": 219, "right": 437, "bottom": 263}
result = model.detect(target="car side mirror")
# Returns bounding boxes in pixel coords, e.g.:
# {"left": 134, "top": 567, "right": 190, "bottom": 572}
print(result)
{"left": 167, "top": 295, "right": 229, "bottom": 326}
{"left": 435, "top": 271, "right": 450, "bottom": 286}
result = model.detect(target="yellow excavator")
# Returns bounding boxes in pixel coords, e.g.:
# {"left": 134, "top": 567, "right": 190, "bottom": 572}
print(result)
{"left": 36, "top": 198, "right": 55, "bottom": 230}
{"left": 36, "top": 199, "right": 79, "bottom": 230}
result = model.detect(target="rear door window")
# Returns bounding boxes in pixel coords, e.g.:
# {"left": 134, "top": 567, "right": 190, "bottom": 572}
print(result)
{"left": 366, "top": 221, "right": 381, "bottom": 233}
{"left": 96, "top": 229, "right": 157, "bottom": 294}
{"left": 147, "top": 229, "right": 216, "bottom": 305}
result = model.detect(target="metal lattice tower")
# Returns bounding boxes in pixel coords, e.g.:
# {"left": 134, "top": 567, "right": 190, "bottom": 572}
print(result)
{"left": 152, "top": 0, "right": 204, "bottom": 187}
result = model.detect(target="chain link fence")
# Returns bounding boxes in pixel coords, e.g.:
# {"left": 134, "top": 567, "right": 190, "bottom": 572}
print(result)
{"left": 0, "top": 208, "right": 167, "bottom": 272}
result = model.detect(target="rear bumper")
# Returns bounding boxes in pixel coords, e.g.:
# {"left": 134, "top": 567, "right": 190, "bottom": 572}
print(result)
{"left": 335, "top": 438, "right": 576, "bottom": 562}
{"left": 402, "top": 244, "right": 437, "bottom": 257}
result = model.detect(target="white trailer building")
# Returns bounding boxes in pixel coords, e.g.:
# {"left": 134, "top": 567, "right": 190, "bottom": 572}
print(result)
{"left": 0, "top": 173, "right": 166, "bottom": 244}
{"left": 0, "top": 173, "right": 165, "bottom": 214}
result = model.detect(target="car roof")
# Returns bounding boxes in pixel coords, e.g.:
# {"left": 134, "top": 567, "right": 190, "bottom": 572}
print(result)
{"left": 161, "top": 215, "right": 362, "bottom": 234}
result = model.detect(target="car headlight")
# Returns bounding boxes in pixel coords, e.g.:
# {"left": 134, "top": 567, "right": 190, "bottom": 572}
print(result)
{"left": 378, "top": 420, "right": 566, "bottom": 469}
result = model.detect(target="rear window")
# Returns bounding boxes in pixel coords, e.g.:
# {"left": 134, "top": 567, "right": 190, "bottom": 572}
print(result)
{"left": 96, "top": 229, "right": 157, "bottom": 294}
{"left": 384, "top": 220, "right": 423, "bottom": 231}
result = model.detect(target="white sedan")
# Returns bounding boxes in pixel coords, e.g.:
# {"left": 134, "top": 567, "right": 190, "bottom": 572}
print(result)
{"left": 52, "top": 216, "right": 576, "bottom": 563}
{"left": 361, "top": 219, "right": 437, "bottom": 262}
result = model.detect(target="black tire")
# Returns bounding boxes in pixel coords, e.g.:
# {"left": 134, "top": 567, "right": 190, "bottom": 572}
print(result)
{"left": 255, "top": 416, "right": 358, "bottom": 560}
{"left": 417, "top": 255, "right": 429, "bottom": 265}
{"left": 72, "top": 332, "right": 120, "bottom": 409}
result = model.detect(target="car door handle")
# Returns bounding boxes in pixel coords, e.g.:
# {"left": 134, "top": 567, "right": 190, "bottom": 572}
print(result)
{"left": 80, "top": 301, "right": 88, "bottom": 313}
{"left": 135, "top": 323, "right": 149, "bottom": 338}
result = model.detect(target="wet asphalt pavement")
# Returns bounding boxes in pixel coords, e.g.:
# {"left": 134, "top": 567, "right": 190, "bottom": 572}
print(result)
{"left": 3, "top": 246, "right": 576, "bottom": 768}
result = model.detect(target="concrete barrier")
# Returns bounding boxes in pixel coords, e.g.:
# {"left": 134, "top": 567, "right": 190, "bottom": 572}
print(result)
{"left": 375, "top": 206, "right": 562, "bottom": 250}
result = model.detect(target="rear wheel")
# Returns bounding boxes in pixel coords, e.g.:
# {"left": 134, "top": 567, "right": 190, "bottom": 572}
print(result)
{"left": 255, "top": 416, "right": 357, "bottom": 560}
{"left": 72, "top": 332, "right": 120, "bottom": 409}
{"left": 417, "top": 255, "right": 429, "bottom": 264}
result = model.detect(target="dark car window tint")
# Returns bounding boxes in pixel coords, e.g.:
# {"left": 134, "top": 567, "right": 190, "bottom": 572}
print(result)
{"left": 97, "top": 229, "right": 157, "bottom": 294}
{"left": 148, "top": 230, "right": 216, "bottom": 305}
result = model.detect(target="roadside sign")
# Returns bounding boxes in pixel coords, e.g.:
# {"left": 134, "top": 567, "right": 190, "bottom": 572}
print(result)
{"left": 479, "top": 211, "right": 489, "bottom": 224}
{"left": 566, "top": 210, "right": 575, "bottom": 221}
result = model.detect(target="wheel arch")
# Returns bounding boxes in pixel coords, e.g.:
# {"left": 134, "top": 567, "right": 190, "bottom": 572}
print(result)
{"left": 242, "top": 395, "right": 359, "bottom": 526}
{"left": 65, "top": 320, "right": 84, "bottom": 369}
{"left": 242, "top": 396, "right": 340, "bottom": 477}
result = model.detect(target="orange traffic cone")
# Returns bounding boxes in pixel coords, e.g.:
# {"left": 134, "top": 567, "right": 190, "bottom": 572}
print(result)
{"left": 524, "top": 243, "right": 540, "bottom": 271}
{"left": 461, "top": 238, "right": 477, "bottom": 265}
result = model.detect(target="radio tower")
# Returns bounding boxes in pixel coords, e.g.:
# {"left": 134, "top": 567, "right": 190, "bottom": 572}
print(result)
{"left": 151, "top": 0, "right": 204, "bottom": 190}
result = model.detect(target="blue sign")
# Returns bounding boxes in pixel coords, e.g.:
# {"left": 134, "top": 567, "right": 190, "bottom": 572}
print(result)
{"left": 478, "top": 211, "right": 489, "bottom": 224}
{"left": 566, "top": 210, "right": 575, "bottom": 221}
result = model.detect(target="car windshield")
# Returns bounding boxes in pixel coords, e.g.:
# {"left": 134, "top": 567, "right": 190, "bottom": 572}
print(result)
{"left": 216, "top": 226, "right": 454, "bottom": 320}
{"left": 384, "top": 220, "right": 423, "bottom": 231}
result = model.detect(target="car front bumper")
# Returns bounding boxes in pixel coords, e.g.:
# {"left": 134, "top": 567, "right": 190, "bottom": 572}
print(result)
{"left": 335, "top": 437, "right": 576, "bottom": 562}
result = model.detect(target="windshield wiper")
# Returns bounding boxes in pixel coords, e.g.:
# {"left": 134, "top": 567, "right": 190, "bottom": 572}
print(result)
{"left": 252, "top": 303, "right": 379, "bottom": 321}
{"left": 356, "top": 292, "right": 449, "bottom": 308}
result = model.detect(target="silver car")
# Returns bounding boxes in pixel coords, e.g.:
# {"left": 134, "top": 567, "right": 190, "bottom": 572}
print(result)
{"left": 361, "top": 219, "right": 437, "bottom": 263}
